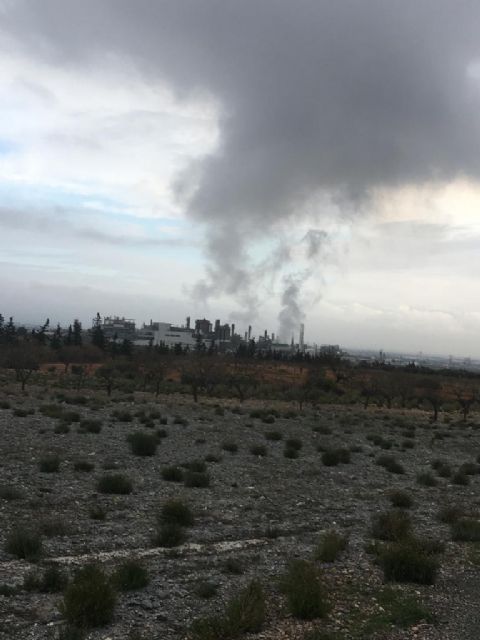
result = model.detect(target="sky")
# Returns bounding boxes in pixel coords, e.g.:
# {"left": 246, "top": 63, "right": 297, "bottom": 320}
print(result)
{"left": 1, "top": 0, "right": 480, "bottom": 357}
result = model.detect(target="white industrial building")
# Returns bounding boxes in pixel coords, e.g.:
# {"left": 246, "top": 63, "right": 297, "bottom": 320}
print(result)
{"left": 153, "top": 323, "right": 197, "bottom": 349}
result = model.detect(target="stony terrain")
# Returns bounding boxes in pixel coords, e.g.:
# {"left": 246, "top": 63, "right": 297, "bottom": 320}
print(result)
{"left": 1, "top": 386, "right": 480, "bottom": 639}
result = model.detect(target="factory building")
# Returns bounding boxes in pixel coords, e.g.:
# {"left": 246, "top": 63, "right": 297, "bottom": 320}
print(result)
{"left": 102, "top": 316, "right": 136, "bottom": 341}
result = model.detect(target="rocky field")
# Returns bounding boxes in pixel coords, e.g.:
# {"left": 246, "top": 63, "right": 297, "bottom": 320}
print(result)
{"left": 1, "top": 387, "right": 480, "bottom": 639}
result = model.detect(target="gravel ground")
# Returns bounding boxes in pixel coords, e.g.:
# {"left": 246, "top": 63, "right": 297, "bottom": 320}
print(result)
{"left": 0, "top": 387, "right": 479, "bottom": 639}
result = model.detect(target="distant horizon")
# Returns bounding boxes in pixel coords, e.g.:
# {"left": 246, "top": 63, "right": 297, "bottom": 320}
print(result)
{"left": 7, "top": 311, "right": 480, "bottom": 364}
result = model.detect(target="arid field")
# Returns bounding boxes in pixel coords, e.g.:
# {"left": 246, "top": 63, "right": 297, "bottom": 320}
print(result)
{"left": 1, "top": 387, "right": 480, "bottom": 640}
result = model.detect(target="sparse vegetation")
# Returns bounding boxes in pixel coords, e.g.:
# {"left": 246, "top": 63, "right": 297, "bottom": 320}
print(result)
{"left": 73, "top": 460, "right": 95, "bottom": 472}
{"left": 315, "top": 530, "right": 348, "bottom": 562}
{"left": 380, "top": 538, "right": 440, "bottom": 584}
{"left": 39, "top": 454, "right": 61, "bottom": 473}
{"left": 371, "top": 510, "right": 411, "bottom": 541}
{"left": 5, "top": 526, "right": 42, "bottom": 562}
{"left": 451, "top": 518, "right": 480, "bottom": 542}
{"left": 60, "top": 564, "right": 116, "bottom": 628}
{"left": 97, "top": 473, "right": 133, "bottom": 495}
{"left": 161, "top": 466, "right": 184, "bottom": 482}
{"left": 280, "top": 559, "right": 329, "bottom": 619}
{"left": 112, "top": 559, "right": 149, "bottom": 591}
{"left": 389, "top": 490, "right": 413, "bottom": 509}
{"left": 321, "top": 448, "right": 351, "bottom": 466}
{"left": 127, "top": 431, "right": 158, "bottom": 456}
{"left": 184, "top": 471, "right": 210, "bottom": 488}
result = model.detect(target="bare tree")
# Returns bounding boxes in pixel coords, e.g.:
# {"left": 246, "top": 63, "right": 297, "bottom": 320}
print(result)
{"left": 2, "top": 343, "right": 43, "bottom": 391}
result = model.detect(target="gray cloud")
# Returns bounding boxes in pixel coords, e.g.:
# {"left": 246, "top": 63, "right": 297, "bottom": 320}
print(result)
{"left": 3, "top": 1, "right": 480, "bottom": 322}
{"left": 0, "top": 205, "right": 192, "bottom": 248}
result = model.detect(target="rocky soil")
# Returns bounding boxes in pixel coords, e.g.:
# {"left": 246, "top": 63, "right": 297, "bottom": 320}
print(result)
{"left": 1, "top": 387, "right": 480, "bottom": 639}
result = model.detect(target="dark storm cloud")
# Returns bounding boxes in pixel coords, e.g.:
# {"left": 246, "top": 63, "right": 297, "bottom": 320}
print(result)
{"left": 3, "top": 0, "right": 480, "bottom": 322}
{"left": 4, "top": 0, "right": 480, "bottom": 223}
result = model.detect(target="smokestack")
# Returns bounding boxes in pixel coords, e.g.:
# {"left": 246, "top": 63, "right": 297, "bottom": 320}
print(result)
{"left": 244, "top": 331, "right": 248, "bottom": 341}
{"left": 300, "top": 323, "right": 305, "bottom": 350}
{"left": 264, "top": 329, "right": 268, "bottom": 339}
{"left": 272, "top": 332, "right": 275, "bottom": 341}
{"left": 186, "top": 316, "right": 191, "bottom": 329}
{"left": 231, "top": 323, "right": 235, "bottom": 336}
{"left": 248, "top": 325, "right": 252, "bottom": 340}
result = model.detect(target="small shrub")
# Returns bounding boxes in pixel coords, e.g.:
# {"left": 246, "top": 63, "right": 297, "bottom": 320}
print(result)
{"left": 437, "top": 464, "right": 452, "bottom": 478}
{"left": 280, "top": 560, "right": 329, "bottom": 620}
{"left": 196, "top": 581, "right": 219, "bottom": 599}
{"left": 173, "top": 416, "right": 188, "bottom": 426}
{"left": 371, "top": 510, "right": 411, "bottom": 541}
{"left": 286, "top": 438, "right": 302, "bottom": 451}
{"left": 389, "top": 490, "right": 413, "bottom": 509}
{"left": 97, "top": 474, "right": 133, "bottom": 495}
{"left": 79, "top": 419, "right": 102, "bottom": 434}
{"left": 13, "top": 408, "right": 31, "bottom": 417}
{"left": 284, "top": 446, "right": 299, "bottom": 459}
{"left": 89, "top": 505, "right": 106, "bottom": 521}
{"left": 452, "top": 471, "right": 470, "bottom": 486}
{"left": 182, "top": 460, "right": 207, "bottom": 473}
{"left": 315, "top": 530, "right": 348, "bottom": 562}
{"left": 376, "top": 455, "right": 405, "bottom": 474}
{"left": 185, "top": 471, "right": 210, "bottom": 488}
{"left": 265, "top": 525, "right": 281, "bottom": 539}
{"left": 363, "top": 588, "right": 434, "bottom": 631}
{"left": 127, "top": 431, "right": 158, "bottom": 456}
{"left": 225, "top": 580, "right": 265, "bottom": 633}
{"left": 40, "top": 517, "right": 69, "bottom": 537}
{"left": 459, "top": 462, "right": 480, "bottom": 475}
{"left": 313, "top": 425, "right": 332, "bottom": 435}
{"left": 60, "top": 564, "right": 116, "bottom": 628}
{"left": 74, "top": 460, "right": 95, "bottom": 472}
{"left": 55, "top": 423, "right": 70, "bottom": 434}
{"left": 380, "top": 540, "right": 439, "bottom": 585}
{"left": 265, "top": 430, "right": 282, "bottom": 441}
{"left": 159, "top": 499, "right": 194, "bottom": 526}
{"left": 112, "top": 410, "right": 132, "bottom": 422}
{"left": 222, "top": 441, "right": 238, "bottom": 453}
{"left": 224, "top": 558, "right": 243, "bottom": 574}
{"left": 451, "top": 518, "right": 480, "bottom": 542}
{"left": 205, "top": 453, "right": 222, "bottom": 463}
{"left": 161, "top": 466, "right": 184, "bottom": 482}
{"left": 153, "top": 522, "right": 186, "bottom": 547}
{"left": 250, "top": 444, "right": 267, "bottom": 457}
{"left": 416, "top": 472, "right": 438, "bottom": 487}
{"left": 24, "top": 565, "right": 68, "bottom": 593}
{"left": 112, "top": 559, "right": 149, "bottom": 591}
{"left": 321, "top": 448, "right": 350, "bottom": 466}
{"left": 0, "top": 400, "right": 11, "bottom": 409}
{"left": 63, "top": 411, "right": 81, "bottom": 423}
{"left": 261, "top": 414, "right": 275, "bottom": 424}
{"left": 0, "top": 485, "right": 24, "bottom": 501}
{"left": 437, "top": 504, "right": 465, "bottom": 524}
{"left": 5, "top": 527, "right": 42, "bottom": 561}
{"left": 156, "top": 428, "right": 169, "bottom": 439}
{"left": 39, "top": 454, "right": 60, "bottom": 473}
{"left": 0, "top": 584, "right": 16, "bottom": 596}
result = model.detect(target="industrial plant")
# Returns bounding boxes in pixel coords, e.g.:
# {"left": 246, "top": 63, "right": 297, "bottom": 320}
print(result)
{"left": 100, "top": 315, "right": 323, "bottom": 355}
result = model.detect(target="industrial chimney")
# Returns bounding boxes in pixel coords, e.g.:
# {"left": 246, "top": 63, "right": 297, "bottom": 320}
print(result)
{"left": 300, "top": 323, "right": 305, "bottom": 350}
